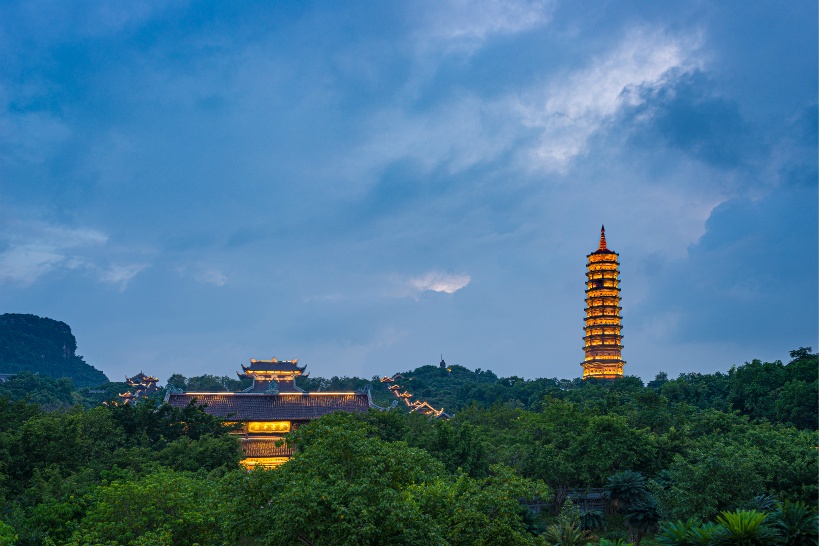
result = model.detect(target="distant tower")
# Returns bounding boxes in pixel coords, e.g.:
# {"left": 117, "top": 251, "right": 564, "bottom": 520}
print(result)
{"left": 582, "top": 226, "right": 625, "bottom": 379}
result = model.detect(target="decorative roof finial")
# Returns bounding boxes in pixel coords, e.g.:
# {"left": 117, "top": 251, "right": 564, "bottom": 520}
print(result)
{"left": 599, "top": 225, "right": 607, "bottom": 250}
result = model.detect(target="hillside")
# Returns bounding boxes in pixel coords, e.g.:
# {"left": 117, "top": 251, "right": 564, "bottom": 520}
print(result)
{"left": 0, "top": 313, "right": 108, "bottom": 388}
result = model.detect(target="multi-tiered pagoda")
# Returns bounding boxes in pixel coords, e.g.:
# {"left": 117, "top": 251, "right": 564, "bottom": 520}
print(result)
{"left": 582, "top": 226, "right": 625, "bottom": 379}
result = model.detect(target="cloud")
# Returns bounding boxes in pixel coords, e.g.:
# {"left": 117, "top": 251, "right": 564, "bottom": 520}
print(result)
{"left": 418, "top": 0, "right": 553, "bottom": 52}
{"left": 0, "top": 220, "right": 155, "bottom": 290}
{"left": 409, "top": 272, "right": 471, "bottom": 294}
{"left": 0, "top": 222, "right": 108, "bottom": 284}
{"left": 621, "top": 70, "right": 752, "bottom": 168}
{"left": 196, "top": 269, "right": 228, "bottom": 286}
{"left": 175, "top": 264, "right": 229, "bottom": 287}
{"left": 0, "top": 245, "right": 65, "bottom": 284}
{"left": 345, "top": 27, "right": 703, "bottom": 191}
{"left": 355, "top": 94, "right": 522, "bottom": 180}
{"left": 634, "top": 182, "right": 818, "bottom": 349}
{"left": 516, "top": 29, "right": 702, "bottom": 171}
{"left": 37, "top": 225, "right": 109, "bottom": 247}
{"left": 98, "top": 263, "right": 149, "bottom": 290}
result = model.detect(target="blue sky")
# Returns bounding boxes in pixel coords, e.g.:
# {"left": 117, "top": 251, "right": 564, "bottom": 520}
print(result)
{"left": 0, "top": 1, "right": 816, "bottom": 383}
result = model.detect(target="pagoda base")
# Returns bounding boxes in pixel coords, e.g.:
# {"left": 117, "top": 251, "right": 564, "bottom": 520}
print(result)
{"left": 581, "top": 361, "right": 624, "bottom": 380}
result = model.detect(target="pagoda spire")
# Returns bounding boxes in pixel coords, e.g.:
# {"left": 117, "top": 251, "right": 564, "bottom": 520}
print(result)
{"left": 599, "top": 225, "right": 607, "bottom": 250}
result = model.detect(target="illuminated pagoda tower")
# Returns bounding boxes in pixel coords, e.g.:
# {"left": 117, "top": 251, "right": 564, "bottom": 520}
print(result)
{"left": 582, "top": 226, "right": 625, "bottom": 379}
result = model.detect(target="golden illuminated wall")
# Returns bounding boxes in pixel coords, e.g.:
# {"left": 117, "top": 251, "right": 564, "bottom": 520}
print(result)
{"left": 247, "top": 421, "right": 290, "bottom": 434}
{"left": 582, "top": 227, "right": 625, "bottom": 379}
{"left": 241, "top": 457, "right": 290, "bottom": 469}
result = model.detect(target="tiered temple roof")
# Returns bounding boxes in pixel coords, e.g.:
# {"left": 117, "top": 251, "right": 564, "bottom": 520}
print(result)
{"left": 238, "top": 357, "right": 307, "bottom": 392}
{"left": 165, "top": 391, "right": 370, "bottom": 420}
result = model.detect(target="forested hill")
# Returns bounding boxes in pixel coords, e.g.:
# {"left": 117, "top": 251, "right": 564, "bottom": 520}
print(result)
{"left": 369, "top": 348, "right": 818, "bottom": 430}
{"left": 0, "top": 313, "right": 108, "bottom": 388}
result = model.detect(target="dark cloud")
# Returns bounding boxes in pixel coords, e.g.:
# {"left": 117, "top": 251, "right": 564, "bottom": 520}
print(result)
{"left": 624, "top": 70, "right": 753, "bottom": 168}
{"left": 635, "top": 182, "right": 818, "bottom": 349}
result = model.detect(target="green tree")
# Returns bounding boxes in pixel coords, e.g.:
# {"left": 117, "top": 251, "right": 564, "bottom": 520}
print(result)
{"left": 68, "top": 469, "right": 222, "bottom": 546}
{"left": 0, "top": 520, "right": 15, "bottom": 546}
{"left": 654, "top": 440, "right": 764, "bottom": 521}
{"left": 773, "top": 379, "right": 818, "bottom": 429}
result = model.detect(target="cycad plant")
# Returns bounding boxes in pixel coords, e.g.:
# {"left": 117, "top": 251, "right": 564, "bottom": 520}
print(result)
{"left": 688, "top": 522, "right": 720, "bottom": 545}
{"left": 580, "top": 510, "right": 605, "bottom": 533}
{"left": 605, "top": 471, "right": 648, "bottom": 512}
{"left": 710, "top": 509, "right": 779, "bottom": 545}
{"left": 747, "top": 494, "right": 777, "bottom": 512}
{"left": 542, "top": 522, "right": 590, "bottom": 546}
{"left": 656, "top": 518, "right": 718, "bottom": 546}
{"left": 768, "top": 500, "right": 819, "bottom": 546}
{"left": 624, "top": 496, "right": 660, "bottom": 546}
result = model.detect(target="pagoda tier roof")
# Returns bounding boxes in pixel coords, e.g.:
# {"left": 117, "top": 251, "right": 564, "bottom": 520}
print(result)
{"left": 242, "top": 358, "right": 306, "bottom": 374}
{"left": 587, "top": 248, "right": 618, "bottom": 256}
{"left": 582, "top": 359, "right": 626, "bottom": 365}
{"left": 165, "top": 392, "right": 370, "bottom": 420}
{"left": 241, "top": 438, "right": 295, "bottom": 458}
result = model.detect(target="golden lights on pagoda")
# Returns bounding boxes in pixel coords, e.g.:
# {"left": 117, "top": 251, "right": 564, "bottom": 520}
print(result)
{"left": 582, "top": 226, "right": 625, "bottom": 379}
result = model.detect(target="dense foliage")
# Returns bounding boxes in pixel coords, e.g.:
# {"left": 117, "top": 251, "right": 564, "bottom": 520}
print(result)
{"left": 0, "top": 314, "right": 108, "bottom": 388}
{"left": 0, "top": 338, "right": 815, "bottom": 544}
{"left": 388, "top": 349, "right": 817, "bottom": 432}
{"left": 0, "top": 398, "right": 242, "bottom": 545}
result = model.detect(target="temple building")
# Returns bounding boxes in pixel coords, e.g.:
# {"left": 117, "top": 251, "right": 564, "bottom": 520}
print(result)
{"left": 166, "top": 358, "right": 371, "bottom": 468}
{"left": 118, "top": 371, "right": 160, "bottom": 404}
{"left": 581, "top": 226, "right": 625, "bottom": 379}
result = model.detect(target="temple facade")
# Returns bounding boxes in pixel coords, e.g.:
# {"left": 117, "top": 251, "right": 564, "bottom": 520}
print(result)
{"left": 582, "top": 227, "right": 625, "bottom": 379}
{"left": 165, "top": 358, "right": 371, "bottom": 468}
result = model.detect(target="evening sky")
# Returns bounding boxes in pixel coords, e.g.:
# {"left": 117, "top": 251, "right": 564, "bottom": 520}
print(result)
{"left": 0, "top": 1, "right": 816, "bottom": 382}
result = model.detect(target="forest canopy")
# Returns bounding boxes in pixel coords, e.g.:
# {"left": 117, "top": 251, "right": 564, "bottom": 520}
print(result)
{"left": 0, "top": 315, "right": 815, "bottom": 545}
